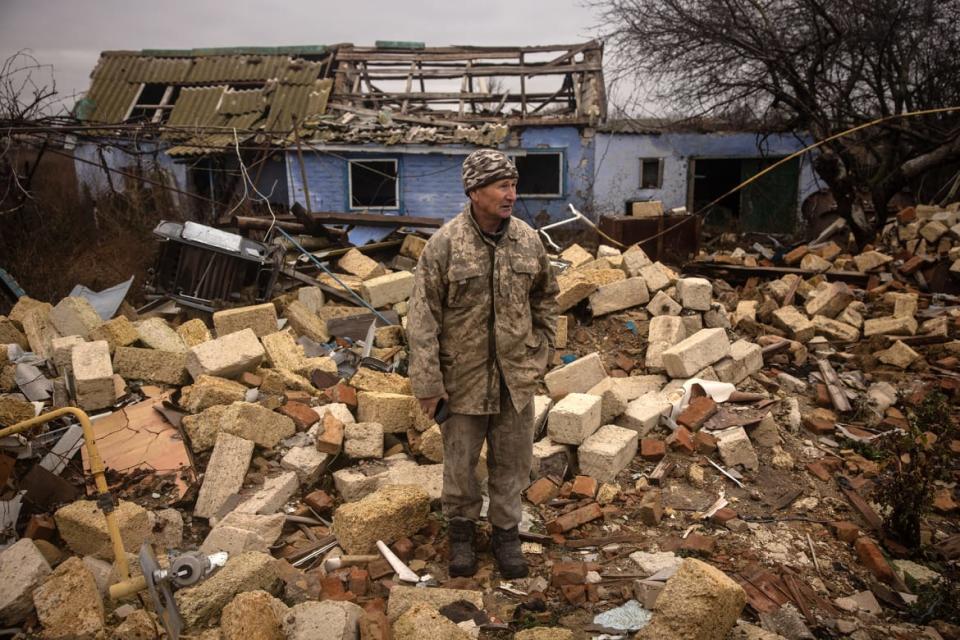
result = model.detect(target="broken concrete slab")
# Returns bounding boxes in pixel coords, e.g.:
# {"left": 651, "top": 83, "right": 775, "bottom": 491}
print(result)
{"left": 194, "top": 432, "right": 255, "bottom": 519}
{"left": 332, "top": 484, "right": 430, "bottom": 554}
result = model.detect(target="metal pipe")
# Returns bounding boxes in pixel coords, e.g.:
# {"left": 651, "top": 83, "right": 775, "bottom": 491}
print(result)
{"left": 0, "top": 408, "right": 130, "bottom": 581}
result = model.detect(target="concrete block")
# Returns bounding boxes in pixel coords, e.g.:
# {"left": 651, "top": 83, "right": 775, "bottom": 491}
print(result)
{"left": 586, "top": 377, "right": 629, "bottom": 423}
{"left": 646, "top": 290, "right": 682, "bottom": 317}
{"left": 21, "top": 304, "right": 60, "bottom": 360}
{"left": 613, "top": 375, "right": 666, "bottom": 401}
{"left": 175, "top": 552, "right": 279, "bottom": 629}
{"left": 863, "top": 315, "right": 918, "bottom": 337}
{"left": 180, "top": 375, "right": 248, "bottom": 413}
{"left": 8, "top": 296, "right": 48, "bottom": 327}
{"left": 296, "top": 286, "right": 325, "bottom": 313}
{"left": 772, "top": 306, "right": 815, "bottom": 343}
{"left": 713, "top": 340, "right": 763, "bottom": 385}
{"left": 555, "top": 315, "right": 568, "bottom": 349}
{"left": 380, "top": 461, "right": 444, "bottom": 500}
{"left": 338, "top": 248, "right": 388, "bottom": 281}
{"left": 715, "top": 426, "right": 759, "bottom": 471}
{"left": 555, "top": 271, "right": 598, "bottom": 312}
{"left": 331, "top": 484, "right": 430, "bottom": 554}
{"left": 285, "top": 300, "right": 329, "bottom": 343}
{"left": 812, "top": 315, "right": 860, "bottom": 342}
{"left": 800, "top": 253, "right": 832, "bottom": 271}
{"left": 261, "top": 330, "right": 307, "bottom": 372}
{"left": 175, "top": 318, "right": 213, "bottom": 348}
{"left": 223, "top": 402, "right": 295, "bottom": 450}
{"left": 285, "top": 600, "right": 364, "bottom": 640}
{"left": 72, "top": 340, "right": 115, "bottom": 411}
{"left": 213, "top": 303, "right": 278, "bottom": 338}
{"left": 54, "top": 499, "right": 151, "bottom": 560}
{"left": 589, "top": 277, "right": 650, "bottom": 316}
{"left": 877, "top": 340, "right": 920, "bottom": 368}
{"left": 920, "top": 220, "right": 948, "bottom": 243}
{"left": 676, "top": 278, "right": 712, "bottom": 311}
{"left": 375, "top": 325, "right": 404, "bottom": 347}
{"left": 357, "top": 391, "right": 415, "bottom": 433}
{"left": 187, "top": 327, "right": 265, "bottom": 380}
{"left": 681, "top": 314, "right": 704, "bottom": 336}
{"left": 645, "top": 316, "right": 686, "bottom": 370}
{"left": 417, "top": 424, "right": 444, "bottom": 462}
{"left": 547, "top": 393, "right": 601, "bottom": 445}
{"left": 530, "top": 437, "right": 573, "bottom": 477}
{"left": 533, "top": 395, "right": 553, "bottom": 433}
{"left": 662, "top": 328, "right": 731, "bottom": 379}
{"left": 400, "top": 234, "right": 428, "bottom": 260}
{"left": 0, "top": 316, "right": 29, "bottom": 350}
{"left": 0, "top": 538, "right": 51, "bottom": 625}
{"left": 387, "top": 584, "right": 484, "bottom": 622}
{"left": 221, "top": 590, "right": 288, "bottom": 640}
{"left": 393, "top": 602, "right": 471, "bottom": 639}
{"left": 617, "top": 392, "right": 671, "bottom": 436}
{"left": 733, "top": 301, "right": 757, "bottom": 327}
{"left": 805, "top": 282, "right": 853, "bottom": 319}
{"left": 639, "top": 262, "right": 677, "bottom": 292}
{"left": 886, "top": 292, "right": 919, "bottom": 318}
{"left": 350, "top": 368, "right": 412, "bottom": 395}
{"left": 577, "top": 425, "right": 638, "bottom": 482}
{"left": 200, "top": 512, "right": 284, "bottom": 556}
{"left": 32, "top": 557, "right": 104, "bottom": 639}
{"left": 281, "top": 447, "right": 330, "bottom": 485}
{"left": 51, "top": 335, "right": 85, "bottom": 374}
{"left": 136, "top": 317, "right": 187, "bottom": 352}
{"left": 544, "top": 351, "right": 606, "bottom": 397}
{"left": 361, "top": 271, "right": 415, "bottom": 308}
{"left": 194, "top": 432, "right": 255, "bottom": 519}
{"left": 113, "top": 346, "right": 189, "bottom": 385}
{"left": 49, "top": 296, "right": 103, "bottom": 339}
{"left": 344, "top": 422, "right": 384, "bottom": 459}
{"left": 235, "top": 471, "right": 299, "bottom": 516}
{"left": 87, "top": 316, "right": 138, "bottom": 354}
{"left": 622, "top": 246, "right": 652, "bottom": 276}
{"left": 333, "top": 465, "right": 389, "bottom": 502}
{"left": 854, "top": 251, "right": 893, "bottom": 272}
{"left": 703, "top": 305, "right": 731, "bottom": 329}
{"left": 635, "top": 558, "right": 746, "bottom": 640}
{"left": 560, "top": 243, "right": 593, "bottom": 268}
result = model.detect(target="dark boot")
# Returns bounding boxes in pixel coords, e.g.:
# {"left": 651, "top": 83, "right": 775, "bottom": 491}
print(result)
{"left": 447, "top": 517, "right": 478, "bottom": 577}
{"left": 491, "top": 526, "right": 528, "bottom": 579}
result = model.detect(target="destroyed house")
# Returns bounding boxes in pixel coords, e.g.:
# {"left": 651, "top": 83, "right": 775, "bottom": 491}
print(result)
{"left": 73, "top": 42, "right": 606, "bottom": 234}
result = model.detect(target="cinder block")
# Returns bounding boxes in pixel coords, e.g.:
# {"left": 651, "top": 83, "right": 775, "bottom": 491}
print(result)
{"left": 49, "top": 297, "right": 102, "bottom": 339}
{"left": 331, "top": 485, "right": 430, "bottom": 554}
{"left": 137, "top": 317, "right": 188, "bottom": 352}
{"left": 356, "top": 391, "right": 414, "bottom": 433}
{"left": 51, "top": 335, "right": 85, "bottom": 374}
{"left": 639, "top": 262, "right": 677, "bottom": 292}
{"left": 586, "top": 377, "right": 629, "bottom": 423}
{"left": 544, "top": 352, "right": 607, "bottom": 397}
{"left": 361, "top": 271, "right": 415, "bottom": 308}
{"left": 213, "top": 303, "right": 278, "bottom": 338}
{"left": 297, "top": 286, "right": 325, "bottom": 313}
{"left": 616, "top": 392, "right": 672, "bottom": 436}
{"left": 547, "top": 393, "right": 602, "bottom": 445}
{"left": 180, "top": 375, "right": 249, "bottom": 413}
{"left": 344, "top": 422, "right": 384, "bottom": 459}
{"left": 771, "top": 306, "right": 815, "bottom": 343}
{"left": 187, "top": 327, "right": 265, "bottom": 380}
{"left": 662, "top": 328, "right": 731, "bottom": 379}
{"left": 176, "top": 318, "right": 213, "bottom": 347}
{"left": 113, "top": 346, "right": 189, "bottom": 385}
{"left": 645, "top": 316, "right": 686, "bottom": 370}
{"left": 676, "top": 278, "right": 712, "bottom": 311}
{"left": 338, "top": 248, "right": 388, "bottom": 281}
{"left": 715, "top": 426, "right": 759, "bottom": 471}
{"left": 261, "top": 330, "right": 307, "bottom": 371}
{"left": 88, "top": 316, "right": 139, "bottom": 353}
{"left": 589, "top": 277, "right": 650, "bottom": 316}
{"left": 194, "top": 432, "right": 255, "bottom": 519}
{"left": 72, "top": 340, "right": 115, "bottom": 411}
{"left": 285, "top": 300, "right": 329, "bottom": 343}
{"left": 713, "top": 340, "right": 763, "bottom": 385}
{"left": 577, "top": 425, "right": 638, "bottom": 483}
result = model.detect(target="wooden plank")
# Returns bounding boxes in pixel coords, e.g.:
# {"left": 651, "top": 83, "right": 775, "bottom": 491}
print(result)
{"left": 308, "top": 210, "right": 445, "bottom": 228}
{"left": 683, "top": 262, "right": 870, "bottom": 286}
{"left": 817, "top": 359, "right": 853, "bottom": 413}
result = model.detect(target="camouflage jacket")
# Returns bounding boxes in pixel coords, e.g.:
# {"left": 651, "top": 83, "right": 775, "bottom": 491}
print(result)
{"left": 408, "top": 205, "right": 559, "bottom": 415}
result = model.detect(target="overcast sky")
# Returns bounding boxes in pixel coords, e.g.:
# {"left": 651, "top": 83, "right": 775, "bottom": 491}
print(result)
{"left": 0, "top": 0, "right": 625, "bottom": 114}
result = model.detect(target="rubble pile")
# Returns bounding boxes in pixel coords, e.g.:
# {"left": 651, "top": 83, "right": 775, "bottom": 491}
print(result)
{"left": 0, "top": 229, "right": 957, "bottom": 640}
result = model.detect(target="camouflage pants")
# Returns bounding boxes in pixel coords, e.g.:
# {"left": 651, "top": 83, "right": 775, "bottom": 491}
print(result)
{"left": 440, "top": 383, "right": 534, "bottom": 530}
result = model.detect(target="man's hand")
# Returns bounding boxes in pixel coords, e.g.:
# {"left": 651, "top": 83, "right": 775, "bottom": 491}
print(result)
{"left": 418, "top": 394, "right": 448, "bottom": 420}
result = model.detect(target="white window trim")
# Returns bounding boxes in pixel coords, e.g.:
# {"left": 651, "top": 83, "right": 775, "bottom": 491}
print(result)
{"left": 639, "top": 157, "right": 664, "bottom": 189}
{"left": 517, "top": 150, "right": 563, "bottom": 198}
{"left": 348, "top": 159, "right": 399, "bottom": 211}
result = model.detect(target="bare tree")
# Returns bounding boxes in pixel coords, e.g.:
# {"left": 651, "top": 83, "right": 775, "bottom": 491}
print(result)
{"left": 591, "top": 0, "right": 960, "bottom": 245}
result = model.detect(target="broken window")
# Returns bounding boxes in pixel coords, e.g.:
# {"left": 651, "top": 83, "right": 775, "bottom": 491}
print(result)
{"left": 126, "top": 84, "right": 180, "bottom": 124}
{"left": 515, "top": 151, "right": 563, "bottom": 197}
{"left": 640, "top": 158, "right": 664, "bottom": 189}
{"left": 349, "top": 159, "right": 399, "bottom": 209}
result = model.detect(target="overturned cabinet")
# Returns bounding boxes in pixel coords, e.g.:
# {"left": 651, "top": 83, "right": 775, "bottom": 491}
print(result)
{"left": 148, "top": 221, "right": 281, "bottom": 311}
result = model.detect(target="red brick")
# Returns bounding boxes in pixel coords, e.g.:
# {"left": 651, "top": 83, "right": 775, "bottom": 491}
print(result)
{"left": 783, "top": 245, "right": 809, "bottom": 266}
{"left": 667, "top": 426, "right": 694, "bottom": 455}
{"left": 935, "top": 356, "right": 959, "bottom": 369}
{"left": 614, "top": 354, "right": 637, "bottom": 373}
{"left": 950, "top": 439, "right": 960, "bottom": 454}
{"left": 284, "top": 391, "right": 314, "bottom": 404}
{"left": 303, "top": 489, "right": 335, "bottom": 513}
{"left": 325, "top": 382, "right": 358, "bottom": 407}
{"left": 854, "top": 537, "right": 896, "bottom": 585}
{"left": 546, "top": 503, "right": 603, "bottom": 534}
{"left": 349, "top": 567, "right": 370, "bottom": 596}
{"left": 830, "top": 521, "right": 860, "bottom": 544}
{"left": 561, "top": 584, "right": 586, "bottom": 605}
{"left": 815, "top": 383, "right": 832, "bottom": 408}
{"left": 571, "top": 475, "right": 599, "bottom": 499}
{"left": 551, "top": 561, "right": 589, "bottom": 586}
{"left": 694, "top": 431, "right": 717, "bottom": 454}
{"left": 640, "top": 439, "right": 666, "bottom": 461}
{"left": 638, "top": 491, "right": 663, "bottom": 526}
{"left": 677, "top": 396, "right": 717, "bottom": 431}
{"left": 526, "top": 477, "right": 560, "bottom": 505}
{"left": 239, "top": 371, "right": 262, "bottom": 387}
{"left": 896, "top": 207, "right": 917, "bottom": 224}
{"left": 278, "top": 401, "right": 320, "bottom": 431}
{"left": 316, "top": 413, "right": 344, "bottom": 454}
{"left": 391, "top": 537, "right": 414, "bottom": 562}
{"left": 933, "top": 489, "right": 958, "bottom": 514}
{"left": 711, "top": 507, "right": 738, "bottom": 524}
{"left": 900, "top": 255, "right": 925, "bottom": 275}
{"left": 23, "top": 514, "right": 56, "bottom": 541}
{"left": 806, "top": 461, "right": 832, "bottom": 482}
{"left": 367, "top": 558, "right": 394, "bottom": 580}
{"left": 803, "top": 408, "right": 836, "bottom": 435}
{"left": 681, "top": 533, "right": 716, "bottom": 557}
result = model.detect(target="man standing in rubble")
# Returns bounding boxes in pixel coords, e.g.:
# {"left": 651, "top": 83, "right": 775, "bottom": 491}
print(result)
{"left": 407, "top": 149, "right": 559, "bottom": 579}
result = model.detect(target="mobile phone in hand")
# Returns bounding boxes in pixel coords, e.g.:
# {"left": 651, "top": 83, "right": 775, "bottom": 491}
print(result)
{"left": 434, "top": 397, "right": 450, "bottom": 423}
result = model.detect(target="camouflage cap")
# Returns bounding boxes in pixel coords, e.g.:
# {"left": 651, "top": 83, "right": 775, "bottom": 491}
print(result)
{"left": 462, "top": 149, "right": 519, "bottom": 194}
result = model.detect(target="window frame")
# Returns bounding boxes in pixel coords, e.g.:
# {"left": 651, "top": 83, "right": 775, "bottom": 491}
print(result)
{"left": 347, "top": 158, "right": 400, "bottom": 211}
{"left": 639, "top": 157, "right": 665, "bottom": 189}
{"left": 515, "top": 150, "right": 564, "bottom": 198}
{"left": 124, "top": 83, "right": 177, "bottom": 124}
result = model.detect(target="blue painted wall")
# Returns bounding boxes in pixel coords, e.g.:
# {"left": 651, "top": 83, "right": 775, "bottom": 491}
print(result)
{"left": 74, "top": 140, "right": 187, "bottom": 206}
{"left": 285, "top": 125, "right": 595, "bottom": 226}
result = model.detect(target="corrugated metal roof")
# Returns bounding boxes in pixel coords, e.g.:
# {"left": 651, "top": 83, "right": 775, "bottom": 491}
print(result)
{"left": 166, "top": 86, "right": 225, "bottom": 127}
{"left": 83, "top": 78, "right": 140, "bottom": 123}
{"left": 264, "top": 79, "right": 331, "bottom": 132}
{"left": 219, "top": 88, "right": 267, "bottom": 115}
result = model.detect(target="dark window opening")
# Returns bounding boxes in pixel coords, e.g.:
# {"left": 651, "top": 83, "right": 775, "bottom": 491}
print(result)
{"left": 691, "top": 157, "right": 800, "bottom": 234}
{"left": 640, "top": 158, "right": 663, "bottom": 188}
{"left": 127, "top": 84, "right": 179, "bottom": 124}
{"left": 515, "top": 152, "right": 562, "bottom": 197}
{"left": 350, "top": 160, "right": 398, "bottom": 209}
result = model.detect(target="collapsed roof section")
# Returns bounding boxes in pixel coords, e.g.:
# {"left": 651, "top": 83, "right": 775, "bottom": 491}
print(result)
{"left": 75, "top": 41, "right": 606, "bottom": 155}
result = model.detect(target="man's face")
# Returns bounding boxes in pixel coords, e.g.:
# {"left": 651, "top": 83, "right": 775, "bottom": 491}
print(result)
{"left": 469, "top": 178, "right": 518, "bottom": 226}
